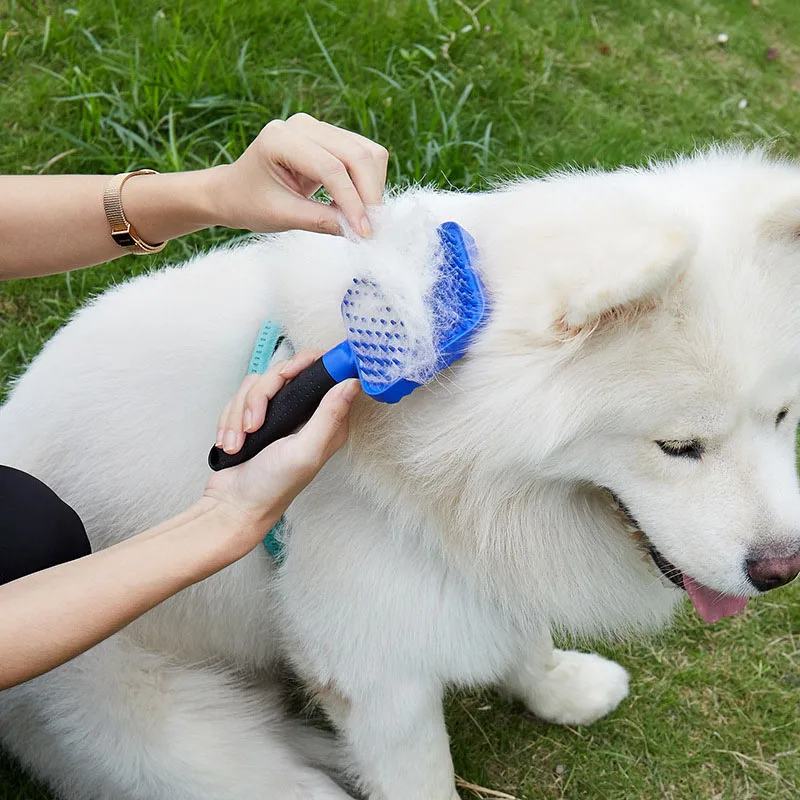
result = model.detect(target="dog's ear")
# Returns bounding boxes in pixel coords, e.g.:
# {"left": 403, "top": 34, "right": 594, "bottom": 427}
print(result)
{"left": 549, "top": 214, "right": 695, "bottom": 336}
{"left": 493, "top": 186, "right": 697, "bottom": 342}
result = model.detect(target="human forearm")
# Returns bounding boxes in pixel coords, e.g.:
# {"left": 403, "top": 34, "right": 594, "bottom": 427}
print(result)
{"left": 0, "top": 499, "right": 265, "bottom": 689}
{"left": 0, "top": 302, "right": 359, "bottom": 691}
{"left": 0, "top": 171, "right": 219, "bottom": 279}
{"left": 1, "top": 114, "right": 388, "bottom": 281}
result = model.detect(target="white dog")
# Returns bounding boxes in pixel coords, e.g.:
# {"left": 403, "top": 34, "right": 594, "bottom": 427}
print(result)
{"left": 1, "top": 148, "right": 799, "bottom": 800}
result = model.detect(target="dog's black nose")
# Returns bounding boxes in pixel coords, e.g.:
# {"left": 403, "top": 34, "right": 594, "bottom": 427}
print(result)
{"left": 746, "top": 547, "right": 800, "bottom": 592}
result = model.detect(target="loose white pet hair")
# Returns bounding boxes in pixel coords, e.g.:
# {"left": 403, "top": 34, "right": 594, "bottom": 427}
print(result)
{"left": 1, "top": 147, "right": 800, "bottom": 800}
{"left": 273, "top": 191, "right": 460, "bottom": 386}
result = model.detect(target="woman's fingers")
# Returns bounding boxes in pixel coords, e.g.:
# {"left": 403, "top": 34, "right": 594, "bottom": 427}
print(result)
{"left": 270, "top": 193, "right": 343, "bottom": 237}
{"left": 243, "top": 350, "right": 324, "bottom": 431}
{"left": 286, "top": 114, "right": 389, "bottom": 215}
{"left": 278, "top": 349, "right": 323, "bottom": 379}
{"left": 215, "top": 400, "right": 232, "bottom": 448}
{"left": 210, "top": 114, "right": 388, "bottom": 236}
{"left": 219, "top": 374, "right": 261, "bottom": 454}
{"left": 241, "top": 367, "right": 288, "bottom": 435}
{"left": 260, "top": 120, "right": 369, "bottom": 237}
{"left": 216, "top": 351, "right": 328, "bottom": 454}
{"left": 296, "top": 379, "right": 362, "bottom": 465}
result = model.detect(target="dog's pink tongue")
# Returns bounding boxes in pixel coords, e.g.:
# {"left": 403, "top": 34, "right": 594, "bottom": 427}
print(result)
{"left": 683, "top": 575, "right": 748, "bottom": 623}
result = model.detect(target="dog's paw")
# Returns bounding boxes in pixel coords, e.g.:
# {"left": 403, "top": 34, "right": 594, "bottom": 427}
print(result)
{"left": 522, "top": 650, "right": 629, "bottom": 726}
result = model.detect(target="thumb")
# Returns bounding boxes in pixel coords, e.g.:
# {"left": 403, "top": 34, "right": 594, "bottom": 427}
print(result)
{"left": 296, "top": 379, "right": 361, "bottom": 462}
{"left": 273, "top": 194, "right": 342, "bottom": 236}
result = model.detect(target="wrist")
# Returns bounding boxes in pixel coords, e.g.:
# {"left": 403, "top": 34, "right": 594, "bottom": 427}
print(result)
{"left": 173, "top": 168, "right": 226, "bottom": 230}
{"left": 201, "top": 164, "right": 237, "bottom": 229}
{"left": 192, "top": 495, "right": 277, "bottom": 557}
{"left": 120, "top": 169, "right": 221, "bottom": 244}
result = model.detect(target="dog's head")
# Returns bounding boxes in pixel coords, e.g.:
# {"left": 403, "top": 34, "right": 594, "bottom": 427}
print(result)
{"left": 312, "top": 149, "right": 800, "bottom": 634}
{"left": 424, "top": 149, "right": 800, "bottom": 626}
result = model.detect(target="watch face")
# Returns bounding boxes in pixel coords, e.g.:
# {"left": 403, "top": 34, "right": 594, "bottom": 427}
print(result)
{"left": 111, "top": 230, "right": 137, "bottom": 248}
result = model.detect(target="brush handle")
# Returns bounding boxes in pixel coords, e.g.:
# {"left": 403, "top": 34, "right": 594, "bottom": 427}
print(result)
{"left": 208, "top": 358, "right": 338, "bottom": 471}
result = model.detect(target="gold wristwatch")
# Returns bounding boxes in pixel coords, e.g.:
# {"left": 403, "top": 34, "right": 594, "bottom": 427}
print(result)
{"left": 103, "top": 170, "right": 167, "bottom": 255}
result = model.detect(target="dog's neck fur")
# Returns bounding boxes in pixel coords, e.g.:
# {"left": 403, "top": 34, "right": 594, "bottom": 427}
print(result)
{"left": 339, "top": 395, "right": 680, "bottom": 638}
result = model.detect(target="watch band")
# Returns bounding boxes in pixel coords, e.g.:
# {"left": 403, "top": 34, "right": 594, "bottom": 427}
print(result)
{"left": 103, "top": 170, "right": 167, "bottom": 255}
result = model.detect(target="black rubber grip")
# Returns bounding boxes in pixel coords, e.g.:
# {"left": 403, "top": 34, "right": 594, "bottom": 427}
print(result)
{"left": 208, "top": 358, "right": 338, "bottom": 471}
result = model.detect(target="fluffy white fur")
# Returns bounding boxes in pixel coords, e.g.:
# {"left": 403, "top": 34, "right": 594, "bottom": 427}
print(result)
{"left": 2, "top": 148, "right": 800, "bottom": 799}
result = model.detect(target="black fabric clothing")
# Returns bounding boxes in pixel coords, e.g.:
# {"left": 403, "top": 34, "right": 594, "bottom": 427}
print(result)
{"left": 0, "top": 465, "right": 91, "bottom": 585}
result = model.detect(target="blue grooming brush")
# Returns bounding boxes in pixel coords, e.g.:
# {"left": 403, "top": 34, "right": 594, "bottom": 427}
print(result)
{"left": 209, "top": 221, "right": 487, "bottom": 470}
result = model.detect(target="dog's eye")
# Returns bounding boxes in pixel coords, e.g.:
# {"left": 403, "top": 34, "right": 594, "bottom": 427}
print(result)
{"left": 776, "top": 408, "right": 789, "bottom": 426}
{"left": 656, "top": 440, "right": 704, "bottom": 459}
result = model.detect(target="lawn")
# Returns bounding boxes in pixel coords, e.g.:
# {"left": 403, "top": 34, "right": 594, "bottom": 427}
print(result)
{"left": 1, "top": 0, "right": 799, "bottom": 798}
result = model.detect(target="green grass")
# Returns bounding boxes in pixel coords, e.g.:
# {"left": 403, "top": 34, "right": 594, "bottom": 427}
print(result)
{"left": 1, "top": 0, "right": 799, "bottom": 798}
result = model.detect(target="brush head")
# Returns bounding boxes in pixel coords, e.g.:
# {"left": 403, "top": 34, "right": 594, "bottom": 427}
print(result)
{"left": 341, "top": 221, "right": 487, "bottom": 403}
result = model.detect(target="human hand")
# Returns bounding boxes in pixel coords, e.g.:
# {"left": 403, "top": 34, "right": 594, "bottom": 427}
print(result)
{"left": 206, "top": 113, "right": 388, "bottom": 238}
{"left": 203, "top": 352, "right": 361, "bottom": 536}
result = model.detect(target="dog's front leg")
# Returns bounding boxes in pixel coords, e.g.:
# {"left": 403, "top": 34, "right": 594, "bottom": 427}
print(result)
{"left": 501, "top": 628, "right": 630, "bottom": 726}
{"left": 319, "top": 679, "right": 458, "bottom": 800}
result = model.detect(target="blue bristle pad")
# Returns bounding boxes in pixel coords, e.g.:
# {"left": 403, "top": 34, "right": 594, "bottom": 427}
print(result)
{"left": 341, "top": 278, "right": 409, "bottom": 394}
{"left": 340, "top": 222, "right": 486, "bottom": 402}
{"left": 431, "top": 222, "right": 486, "bottom": 361}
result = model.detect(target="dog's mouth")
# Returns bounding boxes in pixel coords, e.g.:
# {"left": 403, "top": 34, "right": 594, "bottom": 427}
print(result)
{"left": 605, "top": 490, "right": 685, "bottom": 589}
{"left": 603, "top": 488, "right": 748, "bottom": 624}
